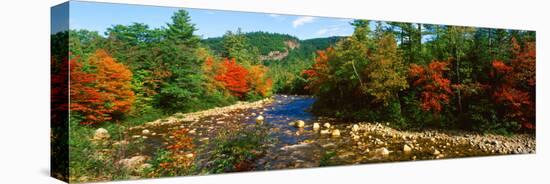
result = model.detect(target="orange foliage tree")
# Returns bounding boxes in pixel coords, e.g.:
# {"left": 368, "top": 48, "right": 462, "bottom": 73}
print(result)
{"left": 70, "top": 50, "right": 135, "bottom": 124}
{"left": 247, "top": 65, "right": 273, "bottom": 97}
{"left": 302, "top": 48, "right": 332, "bottom": 93}
{"left": 491, "top": 38, "right": 536, "bottom": 129}
{"left": 214, "top": 58, "right": 250, "bottom": 98}
{"left": 408, "top": 61, "right": 454, "bottom": 113}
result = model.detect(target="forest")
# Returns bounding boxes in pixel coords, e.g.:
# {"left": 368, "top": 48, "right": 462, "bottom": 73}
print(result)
{"left": 56, "top": 10, "right": 535, "bottom": 133}
{"left": 51, "top": 9, "right": 535, "bottom": 182}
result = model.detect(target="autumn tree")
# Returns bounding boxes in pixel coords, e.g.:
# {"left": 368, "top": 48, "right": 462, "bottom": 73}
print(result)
{"left": 491, "top": 37, "right": 536, "bottom": 129}
{"left": 91, "top": 50, "right": 135, "bottom": 117}
{"left": 70, "top": 50, "right": 135, "bottom": 124}
{"left": 364, "top": 33, "right": 408, "bottom": 105}
{"left": 247, "top": 65, "right": 273, "bottom": 97}
{"left": 303, "top": 48, "right": 332, "bottom": 94}
{"left": 408, "top": 61, "right": 453, "bottom": 113}
{"left": 215, "top": 58, "right": 250, "bottom": 98}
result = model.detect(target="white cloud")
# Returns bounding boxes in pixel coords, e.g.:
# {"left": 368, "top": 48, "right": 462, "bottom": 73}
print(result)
{"left": 292, "top": 16, "right": 315, "bottom": 28}
{"left": 268, "top": 14, "right": 281, "bottom": 17}
{"left": 316, "top": 29, "right": 328, "bottom": 35}
{"left": 316, "top": 24, "right": 352, "bottom": 36}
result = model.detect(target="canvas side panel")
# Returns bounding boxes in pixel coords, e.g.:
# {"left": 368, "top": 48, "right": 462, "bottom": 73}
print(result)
{"left": 51, "top": 1, "right": 70, "bottom": 182}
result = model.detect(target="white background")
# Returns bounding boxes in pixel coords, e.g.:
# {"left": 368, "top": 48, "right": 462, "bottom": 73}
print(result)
{"left": 0, "top": 0, "right": 547, "bottom": 183}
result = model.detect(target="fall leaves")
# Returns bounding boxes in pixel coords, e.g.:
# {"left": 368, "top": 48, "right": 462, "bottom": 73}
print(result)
{"left": 207, "top": 57, "right": 273, "bottom": 100}
{"left": 70, "top": 50, "right": 135, "bottom": 124}
{"left": 409, "top": 61, "right": 453, "bottom": 112}
{"left": 304, "top": 30, "right": 535, "bottom": 130}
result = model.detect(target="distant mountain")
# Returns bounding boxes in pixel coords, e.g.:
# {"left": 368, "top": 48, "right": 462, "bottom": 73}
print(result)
{"left": 202, "top": 31, "right": 344, "bottom": 62}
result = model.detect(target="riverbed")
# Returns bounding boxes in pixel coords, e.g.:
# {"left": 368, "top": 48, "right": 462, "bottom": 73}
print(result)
{"left": 123, "top": 94, "right": 536, "bottom": 172}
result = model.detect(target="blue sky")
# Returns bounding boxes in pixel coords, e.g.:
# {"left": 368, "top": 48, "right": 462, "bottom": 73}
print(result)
{"left": 67, "top": 1, "right": 356, "bottom": 40}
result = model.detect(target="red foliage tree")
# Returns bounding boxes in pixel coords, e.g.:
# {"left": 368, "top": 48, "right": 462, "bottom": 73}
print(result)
{"left": 491, "top": 38, "right": 536, "bottom": 129}
{"left": 303, "top": 48, "right": 332, "bottom": 93}
{"left": 215, "top": 58, "right": 250, "bottom": 98}
{"left": 70, "top": 50, "right": 135, "bottom": 124}
{"left": 409, "top": 61, "right": 453, "bottom": 113}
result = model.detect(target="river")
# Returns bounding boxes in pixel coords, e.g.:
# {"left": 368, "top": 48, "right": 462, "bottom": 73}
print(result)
{"left": 126, "top": 94, "right": 535, "bottom": 172}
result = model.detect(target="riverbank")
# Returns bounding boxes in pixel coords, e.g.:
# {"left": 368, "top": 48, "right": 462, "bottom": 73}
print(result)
{"left": 75, "top": 95, "right": 535, "bottom": 182}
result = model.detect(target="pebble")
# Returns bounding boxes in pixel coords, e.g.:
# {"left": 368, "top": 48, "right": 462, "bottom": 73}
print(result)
{"left": 433, "top": 149, "right": 441, "bottom": 156}
{"left": 255, "top": 115, "right": 264, "bottom": 124}
{"left": 323, "top": 123, "right": 331, "bottom": 129}
{"left": 320, "top": 129, "right": 330, "bottom": 135}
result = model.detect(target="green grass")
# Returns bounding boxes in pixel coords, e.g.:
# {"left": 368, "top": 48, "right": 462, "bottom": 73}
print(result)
{"left": 68, "top": 110, "right": 168, "bottom": 183}
{"left": 204, "top": 124, "right": 271, "bottom": 174}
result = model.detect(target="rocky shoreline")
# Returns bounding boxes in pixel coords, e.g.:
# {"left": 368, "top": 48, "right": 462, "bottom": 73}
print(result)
{"left": 341, "top": 122, "right": 535, "bottom": 155}
{"left": 92, "top": 95, "right": 535, "bottom": 177}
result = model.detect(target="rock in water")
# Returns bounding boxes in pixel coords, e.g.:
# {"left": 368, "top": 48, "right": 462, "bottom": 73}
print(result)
{"left": 295, "top": 120, "right": 305, "bottom": 128}
{"left": 403, "top": 144, "right": 412, "bottom": 153}
{"left": 93, "top": 128, "right": 110, "bottom": 140}
{"left": 256, "top": 115, "right": 264, "bottom": 124}
{"left": 323, "top": 123, "right": 331, "bottom": 129}
{"left": 375, "top": 148, "right": 390, "bottom": 156}
{"left": 320, "top": 129, "right": 330, "bottom": 135}
{"left": 332, "top": 129, "right": 341, "bottom": 137}
{"left": 142, "top": 129, "right": 150, "bottom": 135}
{"left": 313, "top": 123, "right": 320, "bottom": 130}
{"left": 351, "top": 124, "right": 359, "bottom": 132}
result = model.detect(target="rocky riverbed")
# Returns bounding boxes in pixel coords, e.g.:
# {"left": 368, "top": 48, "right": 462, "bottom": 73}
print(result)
{"left": 100, "top": 94, "right": 535, "bottom": 175}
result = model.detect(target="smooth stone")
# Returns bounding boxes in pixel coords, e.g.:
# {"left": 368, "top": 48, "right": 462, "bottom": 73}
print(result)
{"left": 142, "top": 129, "right": 150, "bottom": 135}
{"left": 313, "top": 123, "right": 320, "bottom": 130}
{"left": 375, "top": 148, "right": 390, "bottom": 156}
{"left": 93, "top": 128, "right": 110, "bottom": 140}
{"left": 295, "top": 120, "right": 305, "bottom": 128}
{"left": 323, "top": 123, "right": 331, "bottom": 129}
{"left": 256, "top": 115, "right": 264, "bottom": 124}
{"left": 403, "top": 144, "right": 412, "bottom": 153}
{"left": 331, "top": 129, "right": 341, "bottom": 137}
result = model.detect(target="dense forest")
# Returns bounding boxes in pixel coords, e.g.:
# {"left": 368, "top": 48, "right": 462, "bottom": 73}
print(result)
{"left": 56, "top": 10, "right": 535, "bottom": 133}
{"left": 303, "top": 20, "right": 535, "bottom": 133}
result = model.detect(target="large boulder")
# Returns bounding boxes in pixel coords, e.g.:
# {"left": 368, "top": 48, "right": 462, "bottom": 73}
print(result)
{"left": 118, "top": 155, "right": 150, "bottom": 171}
{"left": 375, "top": 147, "right": 390, "bottom": 156}
{"left": 93, "top": 128, "right": 110, "bottom": 140}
